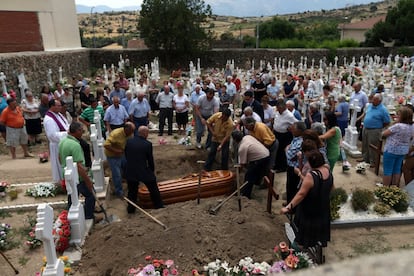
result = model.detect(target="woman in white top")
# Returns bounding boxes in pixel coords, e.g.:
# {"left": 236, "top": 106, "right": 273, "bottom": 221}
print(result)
{"left": 173, "top": 83, "right": 190, "bottom": 135}
{"left": 21, "top": 90, "right": 42, "bottom": 145}
{"left": 261, "top": 95, "right": 275, "bottom": 128}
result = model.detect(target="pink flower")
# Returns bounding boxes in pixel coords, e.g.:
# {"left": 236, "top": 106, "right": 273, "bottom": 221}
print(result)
{"left": 145, "top": 255, "right": 152, "bottom": 261}
{"left": 163, "top": 268, "right": 169, "bottom": 276}
{"left": 128, "top": 268, "right": 140, "bottom": 274}
{"left": 171, "top": 268, "right": 178, "bottom": 275}
{"left": 273, "top": 245, "right": 279, "bottom": 253}
{"left": 165, "top": 259, "right": 174, "bottom": 268}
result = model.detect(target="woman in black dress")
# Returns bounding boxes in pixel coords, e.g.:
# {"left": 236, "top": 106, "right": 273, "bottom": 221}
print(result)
{"left": 281, "top": 150, "right": 333, "bottom": 248}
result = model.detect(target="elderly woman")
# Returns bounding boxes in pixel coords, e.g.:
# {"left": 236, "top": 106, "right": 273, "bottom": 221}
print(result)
{"left": 173, "top": 83, "right": 190, "bottom": 135}
{"left": 335, "top": 94, "right": 349, "bottom": 137}
{"left": 281, "top": 150, "right": 332, "bottom": 249}
{"left": 21, "top": 90, "right": 42, "bottom": 145}
{"left": 382, "top": 107, "right": 414, "bottom": 186}
{"left": 261, "top": 95, "right": 275, "bottom": 128}
{"left": 61, "top": 86, "right": 75, "bottom": 117}
{"left": 305, "top": 102, "right": 321, "bottom": 129}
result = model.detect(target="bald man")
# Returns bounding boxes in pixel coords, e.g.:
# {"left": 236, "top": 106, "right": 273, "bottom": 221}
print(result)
{"left": 124, "top": 126, "right": 164, "bottom": 212}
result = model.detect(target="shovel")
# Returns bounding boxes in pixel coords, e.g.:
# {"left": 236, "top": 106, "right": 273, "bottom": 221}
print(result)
{"left": 123, "top": 197, "right": 168, "bottom": 230}
{"left": 92, "top": 189, "right": 118, "bottom": 225}
{"left": 234, "top": 164, "right": 242, "bottom": 211}
{"left": 209, "top": 181, "right": 249, "bottom": 215}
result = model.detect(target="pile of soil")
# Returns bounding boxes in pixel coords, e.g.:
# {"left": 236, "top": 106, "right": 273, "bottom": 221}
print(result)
{"left": 79, "top": 198, "right": 285, "bottom": 275}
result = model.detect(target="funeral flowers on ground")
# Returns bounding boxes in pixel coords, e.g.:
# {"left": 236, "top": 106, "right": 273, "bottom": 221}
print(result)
{"left": 0, "top": 223, "right": 12, "bottom": 250}
{"left": 0, "top": 181, "right": 9, "bottom": 197}
{"left": 53, "top": 210, "right": 71, "bottom": 253}
{"left": 37, "top": 255, "right": 72, "bottom": 276}
{"left": 26, "top": 182, "right": 58, "bottom": 198}
{"left": 128, "top": 256, "right": 179, "bottom": 276}
{"left": 25, "top": 216, "right": 42, "bottom": 249}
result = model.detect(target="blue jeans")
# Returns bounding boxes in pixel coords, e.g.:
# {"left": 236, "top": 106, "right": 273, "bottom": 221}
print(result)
{"left": 196, "top": 114, "right": 212, "bottom": 148}
{"left": 107, "top": 156, "right": 124, "bottom": 196}
{"left": 204, "top": 141, "right": 230, "bottom": 171}
{"left": 67, "top": 181, "right": 95, "bottom": 220}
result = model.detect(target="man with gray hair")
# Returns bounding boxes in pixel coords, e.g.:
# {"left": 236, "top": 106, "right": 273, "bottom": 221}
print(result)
{"left": 334, "top": 94, "right": 349, "bottom": 136}
{"left": 357, "top": 93, "right": 390, "bottom": 167}
{"left": 305, "top": 102, "right": 321, "bottom": 129}
{"left": 286, "top": 100, "right": 302, "bottom": 121}
{"left": 156, "top": 85, "right": 174, "bottom": 136}
{"left": 129, "top": 91, "right": 150, "bottom": 135}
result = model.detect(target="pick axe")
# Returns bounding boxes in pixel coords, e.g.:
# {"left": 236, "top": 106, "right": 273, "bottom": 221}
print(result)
{"left": 234, "top": 164, "right": 242, "bottom": 211}
{"left": 197, "top": 160, "right": 205, "bottom": 204}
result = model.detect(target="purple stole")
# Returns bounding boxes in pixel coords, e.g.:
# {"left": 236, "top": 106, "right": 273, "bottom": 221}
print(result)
{"left": 45, "top": 111, "right": 66, "bottom": 131}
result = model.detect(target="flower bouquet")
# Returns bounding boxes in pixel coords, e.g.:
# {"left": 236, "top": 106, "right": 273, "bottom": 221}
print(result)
{"left": 26, "top": 182, "right": 58, "bottom": 198}
{"left": 0, "top": 223, "right": 12, "bottom": 250}
{"left": 0, "top": 181, "right": 9, "bottom": 197}
{"left": 53, "top": 210, "right": 71, "bottom": 253}
{"left": 203, "top": 257, "right": 271, "bottom": 276}
{"left": 37, "top": 255, "right": 72, "bottom": 276}
{"left": 128, "top": 256, "right": 179, "bottom": 276}
{"left": 24, "top": 216, "right": 42, "bottom": 249}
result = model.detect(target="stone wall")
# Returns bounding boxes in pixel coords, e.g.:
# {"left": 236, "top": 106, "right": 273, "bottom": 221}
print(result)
{"left": 0, "top": 49, "right": 89, "bottom": 97}
{"left": 1, "top": 46, "right": 414, "bottom": 99}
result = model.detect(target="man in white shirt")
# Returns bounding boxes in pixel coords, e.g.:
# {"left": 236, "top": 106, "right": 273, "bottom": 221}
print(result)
{"left": 225, "top": 76, "right": 237, "bottom": 104}
{"left": 273, "top": 99, "right": 297, "bottom": 172}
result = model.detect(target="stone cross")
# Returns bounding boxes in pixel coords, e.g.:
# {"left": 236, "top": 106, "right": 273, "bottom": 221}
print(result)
{"left": 197, "top": 58, "right": 201, "bottom": 75}
{"left": 58, "top": 67, "right": 63, "bottom": 83}
{"left": 64, "top": 156, "right": 86, "bottom": 245}
{"left": 103, "top": 64, "right": 109, "bottom": 86}
{"left": 90, "top": 120, "right": 105, "bottom": 193}
{"left": 35, "top": 204, "right": 65, "bottom": 276}
{"left": 118, "top": 55, "right": 125, "bottom": 72}
{"left": 111, "top": 64, "right": 115, "bottom": 84}
{"left": 47, "top": 69, "right": 53, "bottom": 87}
{"left": 17, "top": 70, "right": 29, "bottom": 100}
{"left": 342, "top": 99, "right": 362, "bottom": 156}
{"left": 134, "top": 68, "right": 138, "bottom": 85}
{"left": 334, "top": 56, "right": 338, "bottom": 68}
{"left": 0, "top": 72, "right": 8, "bottom": 97}
{"left": 90, "top": 124, "right": 104, "bottom": 162}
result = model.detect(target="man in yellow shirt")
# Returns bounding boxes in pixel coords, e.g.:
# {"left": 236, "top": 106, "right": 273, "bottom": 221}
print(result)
{"left": 204, "top": 109, "right": 234, "bottom": 171}
{"left": 104, "top": 122, "right": 135, "bottom": 197}
{"left": 244, "top": 117, "right": 278, "bottom": 169}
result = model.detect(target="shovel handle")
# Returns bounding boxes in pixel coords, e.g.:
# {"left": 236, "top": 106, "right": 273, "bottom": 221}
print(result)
{"left": 123, "top": 197, "right": 168, "bottom": 229}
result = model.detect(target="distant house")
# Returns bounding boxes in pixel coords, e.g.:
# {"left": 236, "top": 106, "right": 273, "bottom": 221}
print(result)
{"left": 338, "top": 15, "right": 386, "bottom": 43}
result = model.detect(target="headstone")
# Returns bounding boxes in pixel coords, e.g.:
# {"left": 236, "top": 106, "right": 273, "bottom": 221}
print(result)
{"left": 103, "top": 64, "right": 109, "bottom": 86}
{"left": 342, "top": 99, "right": 362, "bottom": 156}
{"left": 111, "top": 64, "right": 115, "bottom": 84}
{"left": 0, "top": 72, "right": 7, "bottom": 97}
{"left": 90, "top": 123, "right": 105, "bottom": 193}
{"left": 118, "top": 55, "right": 125, "bottom": 72}
{"left": 64, "top": 157, "right": 86, "bottom": 245}
{"left": 47, "top": 69, "right": 53, "bottom": 87}
{"left": 35, "top": 203, "right": 65, "bottom": 276}
{"left": 17, "top": 70, "right": 29, "bottom": 100}
{"left": 58, "top": 66, "right": 63, "bottom": 84}
{"left": 90, "top": 123, "right": 105, "bottom": 162}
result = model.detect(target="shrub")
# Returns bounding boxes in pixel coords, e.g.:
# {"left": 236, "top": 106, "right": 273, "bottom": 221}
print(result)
{"left": 373, "top": 202, "right": 391, "bottom": 216}
{"left": 351, "top": 188, "right": 375, "bottom": 211}
{"left": 330, "top": 188, "right": 348, "bottom": 221}
{"left": 374, "top": 186, "right": 410, "bottom": 213}
{"left": 330, "top": 187, "right": 348, "bottom": 204}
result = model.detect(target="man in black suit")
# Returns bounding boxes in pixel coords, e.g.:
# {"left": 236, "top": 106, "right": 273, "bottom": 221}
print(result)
{"left": 124, "top": 126, "right": 164, "bottom": 213}
{"left": 241, "top": 90, "right": 264, "bottom": 122}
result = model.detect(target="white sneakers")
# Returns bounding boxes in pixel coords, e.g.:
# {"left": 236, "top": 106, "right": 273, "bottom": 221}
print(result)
{"left": 196, "top": 142, "right": 202, "bottom": 149}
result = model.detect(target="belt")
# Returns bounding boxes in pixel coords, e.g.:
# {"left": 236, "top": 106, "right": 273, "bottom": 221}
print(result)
{"left": 7, "top": 126, "right": 24, "bottom": 129}
{"left": 134, "top": 116, "right": 147, "bottom": 119}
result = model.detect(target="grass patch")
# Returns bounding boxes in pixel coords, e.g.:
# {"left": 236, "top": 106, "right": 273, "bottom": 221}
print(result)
{"left": 19, "top": 256, "right": 29, "bottom": 266}
{"left": 0, "top": 209, "right": 12, "bottom": 218}
{"left": 350, "top": 235, "right": 391, "bottom": 256}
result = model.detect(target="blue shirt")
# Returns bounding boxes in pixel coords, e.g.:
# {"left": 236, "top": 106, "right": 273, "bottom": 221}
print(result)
{"left": 335, "top": 102, "right": 349, "bottom": 122}
{"left": 267, "top": 83, "right": 280, "bottom": 98}
{"left": 0, "top": 97, "right": 7, "bottom": 114}
{"left": 120, "top": 98, "right": 132, "bottom": 112}
{"left": 363, "top": 103, "right": 390, "bottom": 129}
{"left": 286, "top": 136, "right": 303, "bottom": 167}
{"left": 190, "top": 91, "right": 205, "bottom": 106}
{"left": 104, "top": 104, "right": 129, "bottom": 125}
{"left": 128, "top": 98, "right": 150, "bottom": 118}
{"left": 350, "top": 91, "right": 368, "bottom": 109}
{"left": 109, "top": 88, "right": 126, "bottom": 102}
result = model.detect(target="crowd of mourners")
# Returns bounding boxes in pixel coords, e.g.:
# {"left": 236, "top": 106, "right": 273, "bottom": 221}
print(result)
{"left": 1, "top": 64, "right": 414, "bottom": 250}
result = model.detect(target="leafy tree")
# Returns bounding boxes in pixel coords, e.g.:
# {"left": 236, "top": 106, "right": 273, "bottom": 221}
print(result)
{"left": 365, "top": 0, "right": 414, "bottom": 46}
{"left": 139, "top": 0, "right": 213, "bottom": 56}
{"left": 258, "top": 17, "right": 295, "bottom": 40}
{"left": 220, "top": 32, "right": 235, "bottom": 41}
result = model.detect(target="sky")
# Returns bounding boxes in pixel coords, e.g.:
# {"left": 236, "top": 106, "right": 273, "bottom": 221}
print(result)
{"left": 75, "top": 0, "right": 386, "bottom": 17}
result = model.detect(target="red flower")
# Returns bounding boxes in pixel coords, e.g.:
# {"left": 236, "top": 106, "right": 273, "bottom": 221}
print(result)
{"left": 145, "top": 255, "right": 152, "bottom": 261}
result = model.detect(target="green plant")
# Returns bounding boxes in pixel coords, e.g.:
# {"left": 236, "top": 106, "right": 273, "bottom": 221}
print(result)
{"left": 19, "top": 256, "right": 29, "bottom": 266}
{"left": 351, "top": 188, "right": 375, "bottom": 211}
{"left": 374, "top": 186, "right": 409, "bottom": 213}
{"left": 373, "top": 202, "right": 391, "bottom": 216}
{"left": 330, "top": 188, "right": 348, "bottom": 221}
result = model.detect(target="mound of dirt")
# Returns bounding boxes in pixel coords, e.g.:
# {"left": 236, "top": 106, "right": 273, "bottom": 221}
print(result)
{"left": 78, "top": 197, "right": 285, "bottom": 275}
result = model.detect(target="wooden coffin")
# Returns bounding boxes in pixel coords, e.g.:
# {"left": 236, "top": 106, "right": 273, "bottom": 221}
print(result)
{"left": 138, "top": 170, "right": 235, "bottom": 208}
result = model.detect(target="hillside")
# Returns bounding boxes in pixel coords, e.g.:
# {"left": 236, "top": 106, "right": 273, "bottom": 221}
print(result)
{"left": 77, "top": 0, "right": 396, "bottom": 44}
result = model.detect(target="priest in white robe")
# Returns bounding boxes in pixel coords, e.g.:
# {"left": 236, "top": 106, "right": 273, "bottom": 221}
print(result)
{"left": 43, "top": 99, "right": 69, "bottom": 182}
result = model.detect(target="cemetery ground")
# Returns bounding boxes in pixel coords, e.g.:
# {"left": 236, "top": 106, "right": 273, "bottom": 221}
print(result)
{"left": 1, "top": 132, "right": 414, "bottom": 275}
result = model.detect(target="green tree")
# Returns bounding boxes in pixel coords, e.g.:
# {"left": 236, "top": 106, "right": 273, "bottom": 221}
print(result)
{"left": 139, "top": 0, "right": 212, "bottom": 56}
{"left": 258, "top": 17, "right": 295, "bottom": 40}
{"left": 365, "top": 0, "right": 414, "bottom": 46}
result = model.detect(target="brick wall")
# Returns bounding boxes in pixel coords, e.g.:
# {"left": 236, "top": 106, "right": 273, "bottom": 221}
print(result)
{"left": 0, "top": 11, "right": 43, "bottom": 53}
